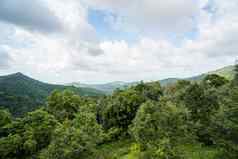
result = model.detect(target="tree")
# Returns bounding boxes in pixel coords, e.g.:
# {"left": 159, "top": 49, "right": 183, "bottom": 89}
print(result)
{"left": 47, "top": 90, "right": 82, "bottom": 121}
{"left": 134, "top": 81, "right": 163, "bottom": 101}
{"left": 203, "top": 74, "right": 229, "bottom": 88}
{"left": 233, "top": 63, "right": 238, "bottom": 85}
{"left": 99, "top": 88, "right": 146, "bottom": 134}
{"left": 164, "top": 80, "right": 191, "bottom": 104}
{"left": 0, "top": 109, "right": 57, "bottom": 159}
{"left": 40, "top": 109, "right": 104, "bottom": 159}
{"left": 39, "top": 121, "right": 88, "bottom": 159}
{"left": 183, "top": 83, "right": 220, "bottom": 145}
{"left": 0, "top": 134, "right": 23, "bottom": 159}
{"left": 98, "top": 82, "right": 163, "bottom": 136}
{"left": 0, "top": 109, "right": 12, "bottom": 137}
{"left": 210, "top": 86, "right": 238, "bottom": 159}
{"left": 130, "top": 100, "right": 191, "bottom": 158}
{"left": 183, "top": 83, "right": 219, "bottom": 123}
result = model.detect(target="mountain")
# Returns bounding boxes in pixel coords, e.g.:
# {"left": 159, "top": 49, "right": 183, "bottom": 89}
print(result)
{"left": 207, "top": 65, "right": 235, "bottom": 80}
{"left": 163, "top": 65, "right": 235, "bottom": 85}
{"left": 0, "top": 72, "right": 104, "bottom": 116}
{"left": 68, "top": 65, "right": 235, "bottom": 93}
{"left": 185, "top": 65, "right": 235, "bottom": 82}
{"left": 68, "top": 81, "right": 139, "bottom": 94}
{"left": 159, "top": 78, "right": 181, "bottom": 86}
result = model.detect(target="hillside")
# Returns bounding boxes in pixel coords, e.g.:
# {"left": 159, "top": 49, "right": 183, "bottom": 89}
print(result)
{"left": 68, "top": 81, "right": 138, "bottom": 94}
{"left": 207, "top": 65, "right": 235, "bottom": 80}
{"left": 160, "top": 65, "right": 235, "bottom": 86}
{"left": 0, "top": 73, "right": 104, "bottom": 116}
{"left": 68, "top": 65, "right": 235, "bottom": 93}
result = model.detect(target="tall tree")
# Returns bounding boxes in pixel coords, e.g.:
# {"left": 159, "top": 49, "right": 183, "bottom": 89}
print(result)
{"left": 234, "top": 61, "right": 238, "bottom": 85}
{"left": 47, "top": 90, "right": 82, "bottom": 121}
{"left": 130, "top": 100, "right": 191, "bottom": 158}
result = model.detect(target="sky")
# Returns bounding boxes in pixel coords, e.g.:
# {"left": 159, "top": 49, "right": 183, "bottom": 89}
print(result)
{"left": 0, "top": 0, "right": 237, "bottom": 84}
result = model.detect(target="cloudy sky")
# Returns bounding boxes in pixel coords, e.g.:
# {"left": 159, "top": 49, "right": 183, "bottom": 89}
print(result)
{"left": 0, "top": 0, "right": 237, "bottom": 84}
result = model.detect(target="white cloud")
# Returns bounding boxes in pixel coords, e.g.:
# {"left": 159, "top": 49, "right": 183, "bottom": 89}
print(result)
{"left": 0, "top": 46, "right": 12, "bottom": 69}
{"left": 0, "top": 0, "right": 63, "bottom": 33}
{"left": 0, "top": 0, "right": 237, "bottom": 84}
{"left": 84, "top": 0, "right": 200, "bottom": 36}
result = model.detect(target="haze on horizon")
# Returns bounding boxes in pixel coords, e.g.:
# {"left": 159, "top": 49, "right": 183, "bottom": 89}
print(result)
{"left": 0, "top": 0, "right": 237, "bottom": 84}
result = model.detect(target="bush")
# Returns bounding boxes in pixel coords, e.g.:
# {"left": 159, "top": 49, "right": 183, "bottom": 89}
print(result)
{"left": 130, "top": 99, "right": 191, "bottom": 158}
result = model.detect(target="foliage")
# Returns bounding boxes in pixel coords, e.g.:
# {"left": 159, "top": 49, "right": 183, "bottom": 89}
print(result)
{"left": 203, "top": 74, "right": 229, "bottom": 88}
{"left": 0, "top": 109, "right": 11, "bottom": 137}
{"left": 46, "top": 90, "right": 82, "bottom": 121}
{"left": 0, "top": 73, "right": 104, "bottom": 117}
{"left": 185, "top": 83, "right": 219, "bottom": 121}
{"left": 98, "top": 88, "right": 146, "bottom": 133}
{"left": 130, "top": 100, "right": 191, "bottom": 158}
{"left": 0, "top": 70, "right": 238, "bottom": 159}
{"left": 98, "top": 82, "right": 163, "bottom": 136}
{"left": 233, "top": 64, "right": 238, "bottom": 85}
{"left": 40, "top": 111, "right": 104, "bottom": 159}
{"left": 0, "top": 109, "right": 57, "bottom": 159}
{"left": 210, "top": 86, "right": 238, "bottom": 158}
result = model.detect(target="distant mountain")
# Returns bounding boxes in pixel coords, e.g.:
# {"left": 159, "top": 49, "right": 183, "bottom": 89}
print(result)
{"left": 207, "top": 65, "right": 235, "bottom": 80}
{"left": 159, "top": 78, "right": 181, "bottom": 86}
{"left": 68, "top": 65, "right": 235, "bottom": 93}
{"left": 162, "top": 65, "right": 235, "bottom": 85}
{"left": 0, "top": 73, "right": 104, "bottom": 116}
{"left": 68, "top": 81, "right": 138, "bottom": 94}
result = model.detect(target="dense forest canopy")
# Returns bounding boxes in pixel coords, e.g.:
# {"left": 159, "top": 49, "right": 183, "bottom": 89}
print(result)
{"left": 0, "top": 65, "right": 238, "bottom": 159}
{"left": 0, "top": 73, "right": 104, "bottom": 117}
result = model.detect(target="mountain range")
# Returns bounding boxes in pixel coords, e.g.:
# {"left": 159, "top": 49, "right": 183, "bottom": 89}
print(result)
{"left": 0, "top": 65, "right": 234, "bottom": 116}
{"left": 0, "top": 72, "right": 104, "bottom": 116}
{"left": 68, "top": 65, "right": 235, "bottom": 93}
{"left": 67, "top": 81, "right": 139, "bottom": 94}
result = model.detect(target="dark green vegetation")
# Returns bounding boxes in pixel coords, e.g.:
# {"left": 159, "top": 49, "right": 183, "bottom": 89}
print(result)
{"left": 0, "top": 73, "right": 104, "bottom": 116}
{"left": 0, "top": 64, "right": 238, "bottom": 159}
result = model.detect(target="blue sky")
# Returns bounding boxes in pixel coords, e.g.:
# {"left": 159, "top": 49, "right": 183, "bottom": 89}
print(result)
{"left": 88, "top": 9, "right": 139, "bottom": 43}
{"left": 88, "top": 8, "right": 200, "bottom": 46}
{"left": 0, "top": 0, "right": 237, "bottom": 84}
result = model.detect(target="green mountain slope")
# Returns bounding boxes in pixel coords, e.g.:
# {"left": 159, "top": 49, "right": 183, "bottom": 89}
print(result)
{"left": 160, "top": 65, "right": 235, "bottom": 86}
{"left": 68, "top": 81, "right": 139, "bottom": 94}
{"left": 69, "top": 65, "right": 235, "bottom": 93}
{"left": 207, "top": 65, "right": 235, "bottom": 80}
{"left": 186, "top": 65, "right": 235, "bottom": 82}
{"left": 0, "top": 73, "right": 104, "bottom": 116}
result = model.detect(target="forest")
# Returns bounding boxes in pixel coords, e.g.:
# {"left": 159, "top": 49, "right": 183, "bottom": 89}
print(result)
{"left": 0, "top": 64, "right": 238, "bottom": 159}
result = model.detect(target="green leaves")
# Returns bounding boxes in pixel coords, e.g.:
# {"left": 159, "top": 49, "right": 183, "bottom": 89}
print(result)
{"left": 98, "top": 82, "right": 163, "bottom": 135}
{"left": 0, "top": 109, "right": 58, "bottom": 159}
{"left": 130, "top": 100, "right": 190, "bottom": 158}
{"left": 47, "top": 90, "right": 83, "bottom": 121}
{"left": 40, "top": 110, "right": 104, "bottom": 159}
{"left": 203, "top": 74, "right": 229, "bottom": 88}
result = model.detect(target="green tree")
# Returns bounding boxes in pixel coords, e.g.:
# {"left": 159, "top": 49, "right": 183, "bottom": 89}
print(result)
{"left": 0, "top": 134, "right": 23, "bottom": 159}
{"left": 203, "top": 74, "right": 229, "bottom": 88}
{"left": 0, "top": 109, "right": 12, "bottom": 137}
{"left": 130, "top": 100, "right": 191, "bottom": 158}
{"left": 164, "top": 80, "right": 191, "bottom": 104}
{"left": 0, "top": 109, "right": 57, "bottom": 159}
{"left": 39, "top": 121, "right": 89, "bottom": 159}
{"left": 40, "top": 109, "right": 103, "bottom": 159}
{"left": 183, "top": 83, "right": 220, "bottom": 145}
{"left": 233, "top": 63, "right": 238, "bottom": 85}
{"left": 99, "top": 88, "right": 146, "bottom": 134}
{"left": 98, "top": 82, "right": 163, "bottom": 137}
{"left": 134, "top": 81, "right": 163, "bottom": 101}
{"left": 47, "top": 90, "right": 82, "bottom": 121}
{"left": 211, "top": 86, "right": 238, "bottom": 159}
{"left": 183, "top": 83, "right": 219, "bottom": 123}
